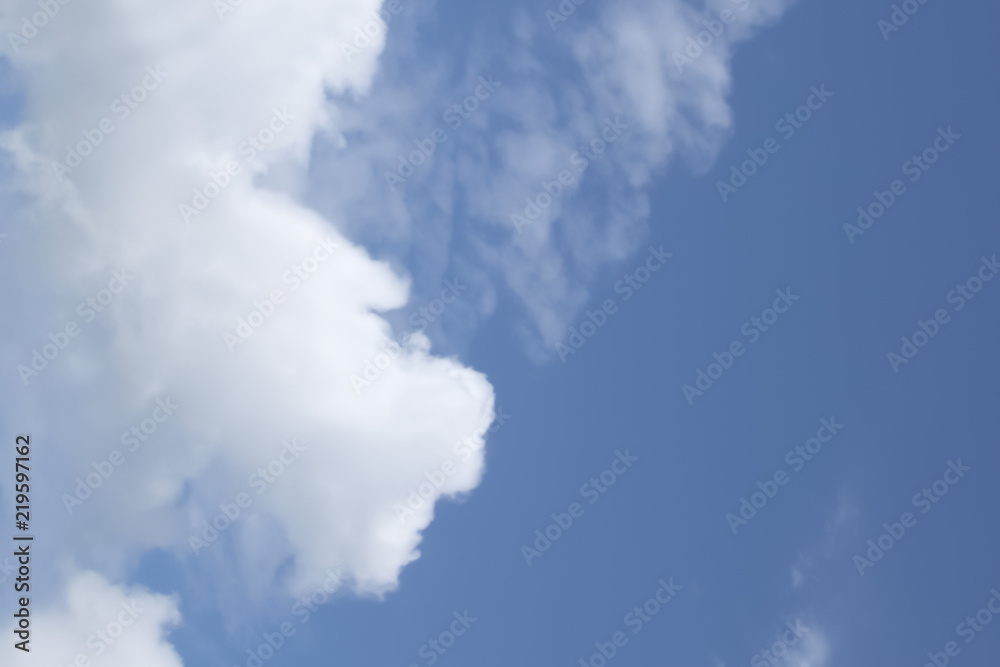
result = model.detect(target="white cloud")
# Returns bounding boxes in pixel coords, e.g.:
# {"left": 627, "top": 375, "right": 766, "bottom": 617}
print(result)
{"left": 499, "top": 0, "right": 796, "bottom": 346}
{"left": 790, "top": 490, "right": 860, "bottom": 588}
{"left": 0, "top": 0, "right": 494, "bottom": 618}
{"left": 783, "top": 626, "right": 830, "bottom": 667}
{"left": 29, "top": 571, "right": 183, "bottom": 667}
{"left": 752, "top": 619, "right": 830, "bottom": 667}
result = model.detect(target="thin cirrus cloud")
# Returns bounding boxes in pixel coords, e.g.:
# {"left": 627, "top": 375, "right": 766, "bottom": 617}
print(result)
{"left": 305, "top": 0, "right": 795, "bottom": 353}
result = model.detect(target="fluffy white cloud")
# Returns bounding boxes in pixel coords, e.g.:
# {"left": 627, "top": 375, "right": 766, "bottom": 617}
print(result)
{"left": 0, "top": 0, "right": 494, "bottom": 613}
{"left": 29, "top": 571, "right": 183, "bottom": 667}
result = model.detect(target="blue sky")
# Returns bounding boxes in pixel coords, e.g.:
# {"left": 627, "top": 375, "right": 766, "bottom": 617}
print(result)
{"left": 1, "top": 0, "right": 998, "bottom": 666}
